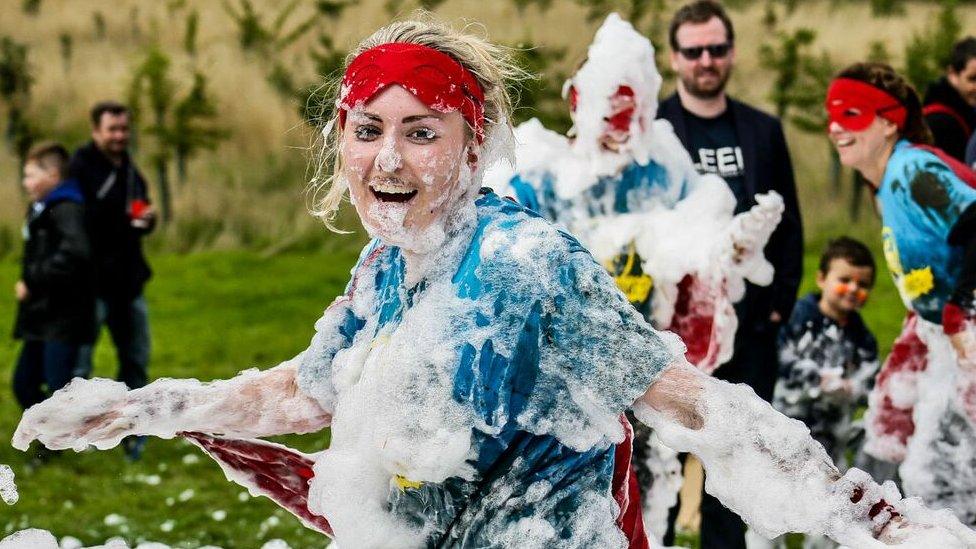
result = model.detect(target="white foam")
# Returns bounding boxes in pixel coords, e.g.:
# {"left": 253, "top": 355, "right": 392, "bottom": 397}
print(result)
{"left": 0, "top": 464, "right": 17, "bottom": 505}
{"left": 633, "top": 364, "right": 976, "bottom": 547}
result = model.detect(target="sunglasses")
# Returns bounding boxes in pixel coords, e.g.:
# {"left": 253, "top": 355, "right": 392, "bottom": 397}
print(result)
{"left": 677, "top": 42, "right": 732, "bottom": 60}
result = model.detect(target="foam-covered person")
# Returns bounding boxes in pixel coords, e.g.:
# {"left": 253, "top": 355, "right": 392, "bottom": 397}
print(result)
{"left": 826, "top": 62, "right": 976, "bottom": 527}
{"left": 490, "top": 15, "right": 786, "bottom": 540}
{"left": 494, "top": 13, "right": 783, "bottom": 375}
{"left": 14, "top": 20, "right": 976, "bottom": 549}
{"left": 773, "top": 237, "right": 879, "bottom": 470}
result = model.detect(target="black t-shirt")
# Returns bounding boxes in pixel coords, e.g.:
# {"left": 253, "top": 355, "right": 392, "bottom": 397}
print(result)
{"left": 682, "top": 106, "right": 748, "bottom": 213}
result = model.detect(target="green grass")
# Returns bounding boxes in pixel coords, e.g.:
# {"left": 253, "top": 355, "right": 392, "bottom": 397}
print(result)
{"left": 0, "top": 248, "right": 360, "bottom": 548}
{"left": 0, "top": 237, "right": 906, "bottom": 547}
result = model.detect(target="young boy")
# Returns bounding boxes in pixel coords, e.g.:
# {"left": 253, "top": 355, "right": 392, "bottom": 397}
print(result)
{"left": 12, "top": 142, "right": 95, "bottom": 419}
{"left": 773, "top": 237, "right": 879, "bottom": 469}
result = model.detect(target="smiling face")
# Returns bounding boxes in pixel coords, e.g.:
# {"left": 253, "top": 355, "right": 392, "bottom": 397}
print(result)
{"left": 828, "top": 115, "right": 898, "bottom": 182}
{"left": 817, "top": 258, "right": 874, "bottom": 318}
{"left": 341, "top": 85, "right": 478, "bottom": 251}
{"left": 92, "top": 112, "right": 131, "bottom": 158}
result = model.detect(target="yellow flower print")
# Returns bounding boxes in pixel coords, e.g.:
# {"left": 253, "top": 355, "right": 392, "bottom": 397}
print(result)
{"left": 902, "top": 266, "right": 935, "bottom": 300}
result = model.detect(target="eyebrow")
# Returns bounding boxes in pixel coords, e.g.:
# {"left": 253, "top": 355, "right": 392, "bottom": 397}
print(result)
{"left": 403, "top": 114, "right": 443, "bottom": 123}
{"left": 355, "top": 112, "right": 444, "bottom": 124}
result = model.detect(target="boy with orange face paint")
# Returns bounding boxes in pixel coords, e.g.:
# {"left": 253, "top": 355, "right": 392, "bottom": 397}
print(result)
{"left": 773, "top": 238, "right": 880, "bottom": 472}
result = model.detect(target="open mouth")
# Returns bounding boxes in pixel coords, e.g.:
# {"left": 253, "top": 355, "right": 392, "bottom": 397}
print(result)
{"left": 834, "top": 136, "right": 854, "bottom": 148}
{"left": 369, "top": 182, "right": 418, "bottom": 203}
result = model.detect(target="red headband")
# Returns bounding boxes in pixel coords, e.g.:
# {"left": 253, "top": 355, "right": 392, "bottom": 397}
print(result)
{"left": 825, "top": 77, "right": 907, "bottom": 132}
{"left": 339, "top": 43, "right": 486, "bottom": 142}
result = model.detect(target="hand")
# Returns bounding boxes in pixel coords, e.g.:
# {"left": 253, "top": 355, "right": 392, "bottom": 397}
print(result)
{"left": 949, "top": 330, "right": 976, "bottom": 371}
{"left": 829, "top": 469, "right": 976, "bottom": 547}
{"left": 731, "top": 242, "right": 747, "bottom": 264}
{"left": 13, "top": 378, "right": 136, "bottom": 452}
{"left": 14, "top": 280, "right": 28, "bottom": 302}
{"left": 769, "top": 310, "right": 782, "bottom": 323}
{"left": 131, "top": 205, "right": 156, "bottom": 229}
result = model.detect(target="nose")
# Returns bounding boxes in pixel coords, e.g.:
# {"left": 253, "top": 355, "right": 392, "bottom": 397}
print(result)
{"left": 827, "top": 121, "right": 844, "bottom": 135}
{"left": 375, "top": 135, "right": 402, "bottom": 173}
{"left": 698, "top": 51, "right": 714, "bottom": 66}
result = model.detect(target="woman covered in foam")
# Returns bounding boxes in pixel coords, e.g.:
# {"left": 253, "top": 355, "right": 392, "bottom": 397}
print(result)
{"left": 825, "top": 63, "right": 976, "bottom": 529}
{"left": 11, "top": 17, "right": 976, "bottom": 549}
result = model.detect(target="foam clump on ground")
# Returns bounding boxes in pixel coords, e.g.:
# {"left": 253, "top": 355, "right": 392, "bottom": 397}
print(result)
{"left": 0, "top": 464, "right": 17, "bottom": 505}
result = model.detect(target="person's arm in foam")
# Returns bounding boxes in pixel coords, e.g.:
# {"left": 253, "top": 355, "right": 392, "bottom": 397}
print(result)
{"left": 632, "top": 361, "right": 976, "bottom": 547}
{"left": 12, "top": 356, "right": 332, "bottom": 452}
{"left": 10, "top": 294, "right": 365, "bottom": 452}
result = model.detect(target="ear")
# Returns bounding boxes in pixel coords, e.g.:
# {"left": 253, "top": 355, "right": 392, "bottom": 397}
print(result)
{"left": 466, "top": 140, "right": 480, "bottom": 172}
{"left": 882, "top": 118, "right": 899, "bottom": 139}
{"left": 815, "top": 270, "right": 827, "bottom": 290}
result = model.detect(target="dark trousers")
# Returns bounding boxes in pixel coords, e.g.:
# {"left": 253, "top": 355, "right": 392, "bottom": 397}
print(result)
{"left": 77, "top": 295, "right": 151, "bottom": 389}
{"left": 663, "top": 320, "right": 779, "bottom": 549}
{"left": 12, "top": 339, "right": 82, "bottom": 410}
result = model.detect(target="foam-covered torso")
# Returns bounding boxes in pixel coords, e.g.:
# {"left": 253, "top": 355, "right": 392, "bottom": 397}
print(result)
{"left": 296, "top": 192, "right": 676, "bottom": 547}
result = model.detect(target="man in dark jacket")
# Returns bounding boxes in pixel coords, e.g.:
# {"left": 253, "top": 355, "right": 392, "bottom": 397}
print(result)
{"left": 13, "top": 142, "right": 95, "bottom": 415}
{"left": 656, "top": 2, "right": 803, "bottom": 548}
{"left": 923, "top": 37, "right": 976, "bottom": 163}
{"left": 70, "top": 101, "right": 156, "bottom": 458}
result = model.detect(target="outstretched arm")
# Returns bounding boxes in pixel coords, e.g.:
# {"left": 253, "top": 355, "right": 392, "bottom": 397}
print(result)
{"left": 13, "top": 357, "right": 331, "bottom": 452}
{"left": 634, "top": 361, "right": 976, "bottom": 547}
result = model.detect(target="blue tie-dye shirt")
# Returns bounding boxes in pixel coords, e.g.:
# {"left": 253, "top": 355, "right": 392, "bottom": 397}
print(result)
{"left": 297, "top": 191, "right": 676, "bottom": 547}
{"left": 878, "top": 140, "right": 976, "bottom": 323}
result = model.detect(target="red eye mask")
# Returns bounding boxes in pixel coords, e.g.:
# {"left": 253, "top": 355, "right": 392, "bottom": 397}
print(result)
{"left": 339, "top": 43, "right": 486, "bottom": 142}
{"left": 606, "top": 86, "right": 636, "bottom": 132}
{"left": 825, "top": 77, "right": 906, "bottom": 132}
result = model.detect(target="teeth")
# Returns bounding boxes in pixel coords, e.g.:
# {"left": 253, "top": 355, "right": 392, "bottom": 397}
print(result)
{"left": 370, "top": 182, "right": 415, "bottom": 194}
{"left": 836, "top": 138, "right": 854, "bottom": 147}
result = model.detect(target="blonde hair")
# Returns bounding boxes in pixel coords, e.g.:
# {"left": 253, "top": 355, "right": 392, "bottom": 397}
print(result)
{"left": 307, "top": 16, "right": 526, "bottom": 231}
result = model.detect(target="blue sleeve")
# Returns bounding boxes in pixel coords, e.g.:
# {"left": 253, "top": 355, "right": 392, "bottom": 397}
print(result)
{"left": 295, "top": 296, "right": 365, "bottom": 413}
{"left": 295, "top": 242, "right": 377, "bottom": 411}
{"left": 508, "top": 174, "right": 541, "bottom": 212}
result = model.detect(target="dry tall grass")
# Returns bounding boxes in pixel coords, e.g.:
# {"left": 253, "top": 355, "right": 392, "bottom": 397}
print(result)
{"left": 0, "top": 0, "right": 972, "bottom": 252}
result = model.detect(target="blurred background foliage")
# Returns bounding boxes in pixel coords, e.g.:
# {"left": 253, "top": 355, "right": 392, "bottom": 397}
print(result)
{"left": 0, "top": 0, "right": 971, "bottom": 258}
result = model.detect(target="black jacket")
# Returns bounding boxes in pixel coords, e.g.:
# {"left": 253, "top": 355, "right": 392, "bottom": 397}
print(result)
{"left": 69, "top": 142, "right": 154, "bottom": 300}
{"left": 14, "top": 179, "right": 96, "bottom": 344}
{"left": 923, "top": 76, "right": 976, "bottom": 163}
{"left": 658, "top": 93, "right": 804, "bottom": 343}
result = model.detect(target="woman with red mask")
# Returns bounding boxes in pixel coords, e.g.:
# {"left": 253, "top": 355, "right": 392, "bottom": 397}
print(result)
{"left": 12, "top": 21, "right": 976, "bottom": 549}
{"left": 825, "top": 62, "right": 976, "bottom": 527}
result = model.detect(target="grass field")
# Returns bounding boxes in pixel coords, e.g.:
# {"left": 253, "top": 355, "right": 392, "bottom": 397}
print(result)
{"left": 0, "top": 238, "right": 906, "bottom": 547}
{"left": 0, "top": 248, "right": 363, "bottom": 548}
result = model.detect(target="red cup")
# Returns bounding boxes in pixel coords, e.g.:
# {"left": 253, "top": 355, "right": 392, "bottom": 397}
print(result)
{"left": 129, "top": 199, "right": 148, "bottom": 220}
